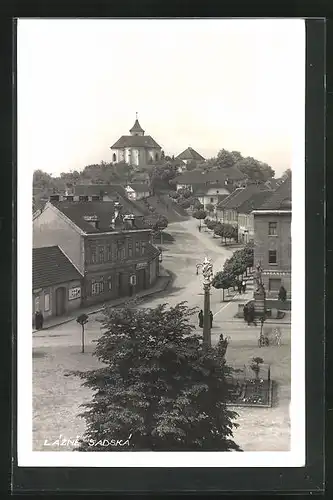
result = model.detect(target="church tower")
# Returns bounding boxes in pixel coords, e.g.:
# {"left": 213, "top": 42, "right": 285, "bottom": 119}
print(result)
{"left": 129, "top": 112, "right": 145, "bottom": 136}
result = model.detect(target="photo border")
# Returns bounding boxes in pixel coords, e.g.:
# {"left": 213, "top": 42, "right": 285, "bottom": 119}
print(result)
{"left": 9, "top": 16, "right": 325, "bottom": 494}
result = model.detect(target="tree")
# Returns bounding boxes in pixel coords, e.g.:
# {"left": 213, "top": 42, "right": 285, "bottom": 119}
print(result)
{"left": 250, "top": 357, "right": 264, "bottom": 381}
{"left": 169, "top": 190, "right": 180, "bottom": 200}
{"left": 212, "top": 271, "right": 237, "bottom": 302}
{"left": 76, "top": 314, "right": 89, "bottom": 354}
{"left": 179, "top": 199, "right": 191, "bottom": 209}
{"left": 70, "top": 302, "right": 241, "bottom": 451}
{"left": 205, "top": 203, "right": 215, "bottom": 215}
{"left": 192, "top": 199, "right": 204, "bottom": 210}
{"left": 283, "top": 168, "right": 292, "bottom": 178}
{"left": 235, "top": 157, "right": 274, "bottom": 182}
{"left": 192, "top": 209, "right": 207, "bottom": 228}
{"left": 230, "top": 151, "right": 243, "bottom": 164}
{"left": 216, "top": 149, "right": 236, "bottom": 169}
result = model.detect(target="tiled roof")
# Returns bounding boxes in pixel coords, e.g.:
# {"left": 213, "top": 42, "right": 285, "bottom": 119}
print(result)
{"left": 256, "top": 177, "right": 292, "bottom": 210}
{"left": 33, "top": 246, "right": 82, "bottom": 290}
{"left": 51, "top": 200, "right": 149, "bottom": 234}
{"left": 237, "top": 190, "right": 273, "bottom": 214}
{"left": 216, "top": 185, "right": 266, "bottom": 210}
{"left": 176, "top": 147, "right": 205, "bottom": 162}
{"left": 175, "top": 167, "right": 246, "bottom": 185}
{"left": 130, "top": 119, "right": 144, "bottom": 134}
{"left": 111, "top": 135, "right": 161, "bottom": 149}
{"left": 73, "top": 184, "right": 121, "bottom": 197}
{"left": 192, "top": 183, "right": 231, "bottom": 195}
{"left": 128, "top": 183, "right": 151, "bottom": 193}
{"left": 146, "top": 242, "right": 160, "bottom": 261}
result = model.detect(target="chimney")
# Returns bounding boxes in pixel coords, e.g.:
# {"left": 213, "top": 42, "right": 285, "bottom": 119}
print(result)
{"left": 123, "top": 214, "right": 135, "bottom": 228}
{"left": 83, "top": 215, "right": 99, "bottom": 229}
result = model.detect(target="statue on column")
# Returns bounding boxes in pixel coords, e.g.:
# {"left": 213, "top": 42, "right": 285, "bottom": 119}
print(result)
{"left": 201, "top": 257, "right": 213, "bottom": 285}
{"left": 254, "top": 262, "right": 263, "bottom": 291}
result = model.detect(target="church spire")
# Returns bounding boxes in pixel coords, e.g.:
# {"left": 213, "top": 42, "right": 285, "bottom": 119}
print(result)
{"left": 130, "top": 113, "right": 145, "bottom": 136}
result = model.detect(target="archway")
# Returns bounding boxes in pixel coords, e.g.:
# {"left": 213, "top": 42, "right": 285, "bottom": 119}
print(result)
{"left": 55, "top": 287, "right": 66, "bottom": 316}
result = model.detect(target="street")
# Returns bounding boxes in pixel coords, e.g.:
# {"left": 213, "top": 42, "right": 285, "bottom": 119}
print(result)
{"left": 32, "top": 218, "right": 291, "bottom": 452}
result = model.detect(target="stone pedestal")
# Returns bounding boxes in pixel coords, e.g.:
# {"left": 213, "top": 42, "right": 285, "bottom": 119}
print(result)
{"left": 254, "top": 286, "right": 266, "bottom": 317}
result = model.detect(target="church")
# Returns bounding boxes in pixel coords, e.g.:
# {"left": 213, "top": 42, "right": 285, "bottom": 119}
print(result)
{"left": 110, "top": 115, "right": 162, "bottom": 167}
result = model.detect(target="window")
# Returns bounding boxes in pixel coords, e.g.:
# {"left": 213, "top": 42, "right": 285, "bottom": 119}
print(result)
{"left": 91, "top": 278, "right": 104, "bottom": 295}
{"left": 210, "top": 197, "right": 214, "bottom": 203}
{"left": 128, "top": 241, "right": 133, "bottom": 258}
{"left": 117, "top": 247, "right": 125, "bottom": 260}
{"left": 90, "top": 247, "right": 97, "bottom": 264}
{"left": 269, "top": 278, "right": 281, "bottom": 291}
{"left": 44, "top": 293, "right": 50, "bottom": 311}
{"left": 112, "top": 153, "right": 116, "bottom": 162}
{"left": 98, "top": 246, "right": 105, "bottom": 263}
{"left": 107, "top": 244, "right": 112, "bottom": 261}
{"left": 268, "top": 222, "right": 277, "bottom": 235}
{"left": 268, "top": 250, "right": 277, "bottom": 264}
{"left": 107, "top": 276, "right": 112, "bottom": 291}
{"left": 141, "top": 241, "right": 146, "bottom": 256}
{"left": 135, "top": 241, "right": 140, "bottom": 254}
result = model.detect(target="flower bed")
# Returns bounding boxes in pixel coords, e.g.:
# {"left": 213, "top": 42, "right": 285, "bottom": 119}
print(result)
{"left": 227, "top": 379, "right": 272, "bottom": 408}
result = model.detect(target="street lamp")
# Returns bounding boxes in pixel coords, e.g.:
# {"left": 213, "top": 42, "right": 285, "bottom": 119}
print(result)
{"left": 196, "top": 256, "right": 214, "bottom": 347}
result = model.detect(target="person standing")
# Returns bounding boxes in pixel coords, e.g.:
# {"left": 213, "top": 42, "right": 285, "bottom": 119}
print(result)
{"left": 210, "top": 310, "right": 213, "bottom": 328}
{"left": 243, "top": 304, "right": 249, "bottom": 323}
{"left": 242, "top": 280, "right": 246, "bottom": 294}
{"left": 237, "top": 281, "right": 242, "bottom": 294}
{"left": 198, "top": 310, "right": 204, "bottom": 328}
{"left": 39, "top": 311, "right": 44, "bottom": 330}
{"left": 278, "top": 285, "right": 287, "bottom": 302}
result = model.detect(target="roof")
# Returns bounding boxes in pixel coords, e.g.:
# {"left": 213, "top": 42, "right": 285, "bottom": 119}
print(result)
{"left": 130, "top": 118, "right": 144, "bottom": 134}
{"left": 51, "top": 200, "right": 149, "bottom": 234}
{"left": 256, "top": 177, "right": 292, "bottom": 211}
{"left": 216, "top": 185, "right": 259, "bottom": 210}
{"left": 192, "top": 183, "right": 231, "bottom": 195}
{"left": 73, "top": 184, "right": 121, "bottom": 197}
{"left": 33, "top": 246, "right": 82, "bottom": 290}
{"left": 175, "top": 167, "right": 246, "bottom": 185}
{"left": 128, "top": 183, "right": 151, "bottom": 193}
{"left": 111, "top": 135, "right": 161, "bottom": 149}
{"left": 237, "top": 190, "right": 273, "bottom": 214}
{"left": 176, "top": 147, "right": 205, "bottom": 162}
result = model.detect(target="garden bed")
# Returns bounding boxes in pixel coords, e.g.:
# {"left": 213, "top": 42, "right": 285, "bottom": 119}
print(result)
{"left": 226, "top": 379, "right": 273, "bottom": 408}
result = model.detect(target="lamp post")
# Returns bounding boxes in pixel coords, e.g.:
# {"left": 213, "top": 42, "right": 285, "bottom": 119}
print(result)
{"left": 196, "top": 256, "right": 214, "bottom": 347}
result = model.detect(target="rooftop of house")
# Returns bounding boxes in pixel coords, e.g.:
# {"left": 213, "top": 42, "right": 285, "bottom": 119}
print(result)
{"left": 237, "top": 190, "right": 273, "bottom": 214}
{"left": 176, "top": 147, "right": 205, "bottom": 162}
{"left": 192, "top": 182, "right": 231, "bottom": 196}
{"left": 129, "top": 118, "right": 145, "bottom": 135}
{"left": 33, "top": 245, "right": 82, "bottom": 290}
{"left": 111, "top": 135, "right": 161, "bottom": 149}
{"left": 127, "top": 183, "right": 151, "bottom": 193}
{"left": 175, "top": 166, "right": 246, "bottom": 185}
{"left": 255, "top": 176, "right": 292, "bottom": 211}
{"left": 217, "top": 184, "right": 266, "bottom": 210}
{"left": 71, "top": 184, "right": 147, "bottom": 214}
{"left": 50, "top": 200, "right": 149, "bottom": 234}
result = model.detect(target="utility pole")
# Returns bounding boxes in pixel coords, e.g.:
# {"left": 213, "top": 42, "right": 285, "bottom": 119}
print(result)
{"left": 196, "top": 257, "right": 214, "bottom": 347}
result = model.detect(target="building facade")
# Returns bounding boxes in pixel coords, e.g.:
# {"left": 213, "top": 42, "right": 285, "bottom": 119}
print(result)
{"left": 33, "top": 198, "right": 161, "bottom": 307}
{"left": 253, "top": 178, "right": 292, "bottom": 298}
{"left": 110, "top": 116, "right": 162, "bottom": 167}
{"left": 33, "top": 246, "right": 83, "bottom": 321}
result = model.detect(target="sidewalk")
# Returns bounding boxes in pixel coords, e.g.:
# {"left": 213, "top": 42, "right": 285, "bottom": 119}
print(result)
{"left": 32, "top": 270, "right": 172, "bottom": 333}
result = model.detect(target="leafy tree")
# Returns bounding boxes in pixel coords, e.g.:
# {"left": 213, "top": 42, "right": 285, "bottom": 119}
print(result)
{"left": 192, "top": 209, "right": 207, "bottom": 228}
{"left": 70, "top": 302, "right": 241, "bottom": 451}
{"left": 250, "top": 357, "right": 264, "bottom": 381}
{"left": 76, "top": 314, "right": 89, "bottom": 354}
{"left": 206, "top": 219, "right": 218, "bottom": 231}
{"left": 181, "top": 189, "right": 192, "bottom": 199}
{"left": 205, "top": 203, "right": 215, "bottom": 215}
{"left": 216, "top": 149, "right": 236, "bottom": 169}
{"left": 169, "top": 190, "right": 180, "bottom": 200}
{"left": 283, "top": 168, "right": 292, "bottom": 178}
{"left": 235, "top": 157, "right": 274, "bottom": 182}
{"left": 193, "top": 199, "right": 204, "bottom": 210}
{"left": 230, "top": 151, "right": 243, "bottom": 163}
{"left": 179, "top": 199, "right": 191, "bottom": 209}
{"left": 212, "top": 271, "right": 237, "bottom": 302}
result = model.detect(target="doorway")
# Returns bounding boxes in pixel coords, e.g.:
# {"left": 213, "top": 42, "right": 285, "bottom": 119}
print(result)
{"left": 55, "top": 287, "right": 66, "bottom": 316}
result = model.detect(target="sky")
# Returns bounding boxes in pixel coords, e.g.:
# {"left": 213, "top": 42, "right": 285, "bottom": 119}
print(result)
{"left": 17, "top": 19, "right": 305, "bottom": 177}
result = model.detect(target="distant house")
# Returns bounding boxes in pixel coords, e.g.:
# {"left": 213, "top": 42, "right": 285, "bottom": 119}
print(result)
{"left": 236, "top": 190, "right": 273, "bottom": 243}
{"left": 33, "top": 197, "right": 161, "bottom": 307}
{"left": 175, "top": 167, "right": 247, "bottom": 193}
{"left": 253, "top": 177, "right": 292, "bottom": 298}
{"left": 176, "top": 147, "right": 205, "bottom": 167}
{"left": 125, "top": 183, "right": 151, "bottom": 201}
{"left": 216, "top": 185, "right": 267, "bottom": 226}
{"left": 33, "top": 245, "right": 83, "bottom": 320}
{"left": 110, "top": 115, "right": 162, "bottom": 166}
{"left": 192, "top": 183, "right": 230, "bottom": 211}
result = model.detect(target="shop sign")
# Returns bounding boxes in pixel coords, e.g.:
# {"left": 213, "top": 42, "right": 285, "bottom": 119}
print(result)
{"left": 136, "top": 262, "right": 148, "bottom": 270}
{"left": 68, "top": 286, "right": 81, "bottom": 300}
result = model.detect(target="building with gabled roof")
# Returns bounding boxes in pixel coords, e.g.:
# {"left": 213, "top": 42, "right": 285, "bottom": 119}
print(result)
{"left": 176, "top": 147, "right": 205, "bottom": 164}
{"left": 175, "top": 166, "right": 247, "bottom": 193}
{"left": 110, "top": 114, "right": 162, "bottom": 167}
{"left": 32, "top": 245, "right": 83, "bottom": 320}
{"left": 33, "top": 196, "right": 162, "bottom": 307}
{"left": 252, "top": 177, "right": 292, "bottom": 298}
